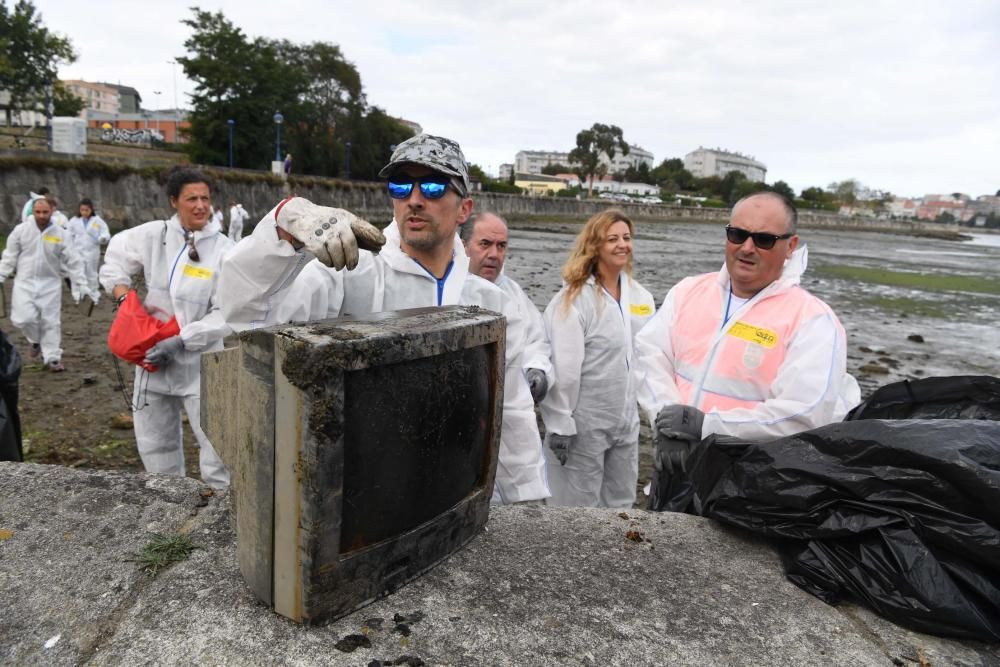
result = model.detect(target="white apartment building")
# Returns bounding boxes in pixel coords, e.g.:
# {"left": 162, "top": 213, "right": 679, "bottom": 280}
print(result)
{"left": 684, "top": 147, "right": 767, "bottom": 182}
{"left": 498, "top": 163, "right": 513, "bottom": 180}
{"left": 605, "top": 144, "right": 654, "bottom": 173}
{"left": 514, "top": 150, "right": 572, "bottom": 174}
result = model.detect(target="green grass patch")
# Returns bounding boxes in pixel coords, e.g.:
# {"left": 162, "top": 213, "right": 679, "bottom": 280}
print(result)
{"left": 861, "top": 296, "right": 948, "bottom": 318}
{"left": 96, "top": 439, "right": 130, "bottom": 455}
{"left": 816, "top": 265, "right": 1000, "bottom": 295}
{"left": 132, "top": 533, "right": 198, "bottom": 577}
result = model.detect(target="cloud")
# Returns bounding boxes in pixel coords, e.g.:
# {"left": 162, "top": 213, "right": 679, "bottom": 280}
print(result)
{"left": 42, "top": 0, "right": 1000, "bottom": 196}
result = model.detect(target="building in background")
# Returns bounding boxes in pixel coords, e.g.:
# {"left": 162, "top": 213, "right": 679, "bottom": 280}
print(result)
{"left": 605, "top": 144, "right": 654, "bottom": 173}
{"left": 104, "top": 84, "right": 142, "bottom": 114}
{"left": 515, "top": 150, "right": 572, "bottom": 174}
{"left": 396, "top": 118, "right": 423, "bottom": 136}
{"left": 514, "top": 144, "right": 656, "bottom": 176}
{"left": 513, "top": 172, "right": 568, "bottom": 195}
{"left": 498, "top": 163, "right": 513, "bottom": 180}
{"left": 86, "top": 109, "right": 189, "bottom": 144}
{"left": 62, "top": 80, "right": 120, "bottom": 116}
{"left": 684, "top": 147, "right": 767, "bottom": 182}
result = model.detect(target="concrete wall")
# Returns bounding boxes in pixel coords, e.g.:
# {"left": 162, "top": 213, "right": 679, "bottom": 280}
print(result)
{"left": 1, "top": 162, "right": 958, "bottom": 236}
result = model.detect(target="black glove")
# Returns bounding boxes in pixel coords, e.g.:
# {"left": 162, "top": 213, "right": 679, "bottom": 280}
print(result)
{"left": 546, "top": 433, "right": 573, "bottom": 466}
{"left": 654, "top": 405, "right": 705, "bottom": 475}
{"left": 525, "top": 368, "right": 548, "bottom": 404}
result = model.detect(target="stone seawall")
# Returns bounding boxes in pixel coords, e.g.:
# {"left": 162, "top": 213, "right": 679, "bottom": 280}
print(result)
{"left": 1, "top": 163, "right": 956, "bottom": 236}
{"left": 2, "top": 462, "right": 995, "bottom": 664}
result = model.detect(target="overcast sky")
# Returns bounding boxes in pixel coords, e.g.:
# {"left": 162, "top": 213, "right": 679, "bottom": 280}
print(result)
{"left": 41, "top": 0, "right": 999, "bottom": 198}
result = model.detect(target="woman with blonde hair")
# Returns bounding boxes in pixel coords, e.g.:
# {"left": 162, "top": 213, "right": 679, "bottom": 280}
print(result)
{"left": 540, "top": 209, "right": 656, "bottom": 507}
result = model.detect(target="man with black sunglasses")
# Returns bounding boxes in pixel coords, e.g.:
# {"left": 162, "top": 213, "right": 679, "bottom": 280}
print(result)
{"left": 635, "top": 192, "right": 859, "bottom": 492}
{"left": 215, "top": 134, "right": 551, "bottom": 505}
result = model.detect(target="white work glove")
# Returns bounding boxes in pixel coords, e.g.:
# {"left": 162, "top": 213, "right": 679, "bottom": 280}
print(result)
{"left": 144, "top": 335, "right": 185, "bottom": 367}
{"left": 87, "top": 289, "right": 101, "bottom": 305}
{"left": 546, "top": 433, "right": 574, "bottom": 466}
{"left": 654, "top": 405, "right": 706, "bottom": 475}
{"left": 71, "top": 283, "right": 83, "bottom": 304}
{"left": 274, "top": 198, "right": 385, "bottom": 270}
{"left": 525, "top": 368, "right": 548, "bottom": 404}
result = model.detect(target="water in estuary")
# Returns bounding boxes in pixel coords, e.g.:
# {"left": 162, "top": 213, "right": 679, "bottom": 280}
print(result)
{"left": 502, "top": 219, "right": 1000, "bottom": 399}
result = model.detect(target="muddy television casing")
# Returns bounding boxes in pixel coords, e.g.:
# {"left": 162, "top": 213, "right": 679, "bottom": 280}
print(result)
{"left": 201, "top": 306, "right": 505, "bottom": 623}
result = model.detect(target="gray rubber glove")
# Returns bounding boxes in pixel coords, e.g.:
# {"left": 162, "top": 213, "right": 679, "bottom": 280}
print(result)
{"left": 655, "top": 404, "right": 705, "bottom": 441}
{"left": 525, "top": 368, "right": 548, "bottom": 404}
{"left": 275, "top": 197, "right": 385, "bottom": 270}
{"left": 654, "top": 405, "right": 706, "bottom": 475}
{"left": 547, "top": 433, "right": 574, "bottom": 466}
{"left": 144, "top": 335, "right": 185, "bottom": 367}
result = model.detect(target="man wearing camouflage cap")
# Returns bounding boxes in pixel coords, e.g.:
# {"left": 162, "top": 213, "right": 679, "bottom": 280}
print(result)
{"left": 216, "top": 134, "right": 551, "bottom": 505}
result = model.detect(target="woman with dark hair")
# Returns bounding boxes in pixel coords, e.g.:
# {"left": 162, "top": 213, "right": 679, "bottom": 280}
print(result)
{"left": 67, "top": 198, "right": 110, "bottom": 302}
{"left": 540, "top": 209, "right": 656, "bottom": 508}
{"left": 99, "top": 167, "right": 233, "bottom": 488}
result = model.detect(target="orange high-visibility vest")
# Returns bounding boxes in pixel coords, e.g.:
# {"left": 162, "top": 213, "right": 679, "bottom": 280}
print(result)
{"left": 670, "top": 273, "right": 844, "bottom": 413}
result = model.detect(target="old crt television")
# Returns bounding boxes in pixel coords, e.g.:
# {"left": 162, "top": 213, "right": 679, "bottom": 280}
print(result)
{"left": 202, "top": 306, "right": 505, "bottom": 623}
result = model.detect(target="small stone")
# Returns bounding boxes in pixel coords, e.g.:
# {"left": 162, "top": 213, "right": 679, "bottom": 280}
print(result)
{"left": 110, "top": 414, "right": 133, "bottom": 430}
{"left": 82, "top": 375, "right": 97, "bottom": 385}
{"left": 907, "top": 334, "right": 925, "bottom": 343}
{"left": 334, "top": 634, "right": 371, "bottom": 653}
{"left": 859, "top": 363, "right": 890, "bottom": 375}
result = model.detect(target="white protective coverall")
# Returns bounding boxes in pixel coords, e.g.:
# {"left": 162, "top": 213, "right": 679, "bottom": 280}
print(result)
{"left": 495, "top": 272, "right": 554, "bottom": 389}
{"left": 99, "top": 216, "right": 233, "bottom": 488}
{"left": 0, "top": 220, "right": 89, "bottom": 363}
{"left": 228, "top": 204, "right": 247, "bottom": 242}
{"left": 217, "top": 213, "right": 551, "bottom": 504}
{"left": 635, "top": 246, "right": 861, "bottom": 440}
{"left": 67, "top": 214, "right": 111, "bottom": 297}
{"left": 540, "top": 275, "right": 656, "bottom": 508}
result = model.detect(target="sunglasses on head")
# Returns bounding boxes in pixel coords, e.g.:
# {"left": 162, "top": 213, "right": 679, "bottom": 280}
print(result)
{"left": 725, "top": 225, "right": 794, "bottom": 250}
{"left": 387, "top": 175, "right": 458, "bottom": 200}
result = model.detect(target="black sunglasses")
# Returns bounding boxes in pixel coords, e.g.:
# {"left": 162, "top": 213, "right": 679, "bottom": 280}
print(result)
{"left": 725, "top": 225, "right": 794, "bottom": 250}
{"left": 387, "top": 175, "right": 459, "bottom": 200}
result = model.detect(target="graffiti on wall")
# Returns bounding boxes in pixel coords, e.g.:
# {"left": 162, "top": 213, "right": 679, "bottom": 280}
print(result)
{"left": 101, "top": 128, "right": 165, "bottom": 145}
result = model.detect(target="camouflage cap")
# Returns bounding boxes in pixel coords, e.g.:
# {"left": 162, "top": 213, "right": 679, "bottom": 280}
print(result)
{"left": 378, "top": 134, "right": 470, "bottom": 196}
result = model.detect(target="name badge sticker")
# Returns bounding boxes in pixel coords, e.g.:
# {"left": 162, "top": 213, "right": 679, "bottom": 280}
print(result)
{"left": 42, "top": 235, "right": 61, "bottom": 243}
{"left": 183, "top": 264, "right": 213, "bottom": 280}
{"left": 630, "top": 303, "right": 653, "bottom": 316}
{"left": 728, "top": 321, "right": 778, "bottom": 349}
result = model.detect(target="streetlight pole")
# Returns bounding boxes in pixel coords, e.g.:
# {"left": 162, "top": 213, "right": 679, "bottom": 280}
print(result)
{"left": 167, "top": 60, "right": 178, "bottom": 111}
{"left": 273, "top": 111, "right": 284, "bottom": 163}
{"left": 227, "top": 119, "right": 235, "bottom": 168}
{"left": 153, "top": 90, "right": 161, "bottom": 133}
{"left": 344, "top": 140, "right": 352, "bottom": 179}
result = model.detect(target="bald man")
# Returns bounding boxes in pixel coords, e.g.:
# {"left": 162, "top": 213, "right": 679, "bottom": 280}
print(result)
{"left": 460, "top": 211, "right": 553, "bottom": 404}
{"left": 636, "top": 191, "right": 860, "bottom": 482}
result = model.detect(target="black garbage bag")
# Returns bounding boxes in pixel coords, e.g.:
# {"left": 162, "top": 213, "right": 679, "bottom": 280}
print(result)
{"left": 0, "top": 330, "right": 22, "bottom": 462}
{"left": 846, "top": 375, "right": 1000, "bottom": 420}
{"left": 674, "top": 419, "right": 1000, "bottom": 642}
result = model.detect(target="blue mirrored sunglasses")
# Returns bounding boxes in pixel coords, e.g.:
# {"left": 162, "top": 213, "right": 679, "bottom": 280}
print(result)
{"left": 386, "top": 175, "right": 454, "bottom": 200}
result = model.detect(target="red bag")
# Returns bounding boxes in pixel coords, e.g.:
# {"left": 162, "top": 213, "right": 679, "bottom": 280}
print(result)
{"left": 107, "top": 290, "right": 181, "bottom": 372}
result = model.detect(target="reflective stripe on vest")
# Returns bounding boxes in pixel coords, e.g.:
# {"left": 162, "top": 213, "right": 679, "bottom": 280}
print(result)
{"left": 670, "top": 273, "right": 832, "bottom": 413}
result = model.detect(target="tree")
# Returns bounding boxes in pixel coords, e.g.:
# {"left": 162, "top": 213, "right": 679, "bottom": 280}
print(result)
{"left": 719, "top": 170, "right": 748, "bottom": 205}
{"left": 827, "top": 179, "right": 861, "bottom": 206}
{"left": 0, "top": 0, "right": 76, "bottom": 126}
{"left": 650, "top": 158, "right": 696, "bottom": 191}
{"left": 768, "top": 180, "right": 795, "bottom": 201}
{"left": 568, "top": 123, "right": 628, "bottom": 196}
{"left": 179, "top": 8, "right": 411, "bottom": 178}
{"left": 540, "top": 162, "right": 571, "bottom": 176}
{"left": 51, "top": 81, "right": 83, "bottom": 117}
